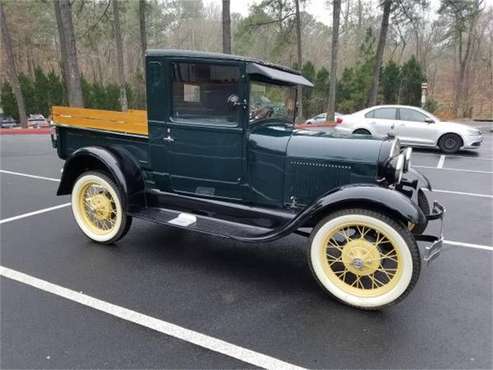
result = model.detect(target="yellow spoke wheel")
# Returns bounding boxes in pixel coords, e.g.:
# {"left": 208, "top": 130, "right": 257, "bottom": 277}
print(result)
{"left": 71, "top": 172, "right": 130, "bottom": 244}
{"left": 78, "top": 182, "right": 117, "bottom": 235}
{"left": 321, "top": 221, "right": 403, "bottom": 297}
{"left": 309, "top": 209, "right": 419, "bottom": 309}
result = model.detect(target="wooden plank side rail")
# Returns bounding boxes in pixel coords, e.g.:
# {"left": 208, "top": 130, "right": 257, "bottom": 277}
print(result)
{"left": 52, "top": 106, "right": 148, "bottom": 136}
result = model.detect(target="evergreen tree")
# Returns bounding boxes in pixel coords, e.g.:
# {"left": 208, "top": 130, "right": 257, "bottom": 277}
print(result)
{"left": 33, "top": 67, "right": 50, "bottom": 116}
{"left": 301, "top": 61, "right": 316, "bottom": 117}
{"left": 381, "top": 61, "right": 401, "bottom": 104}
{"left": 1, "top": 82, "right": 19, "bottom": 120}
{"left": 46, "top": 70, "right": 66, "bottom": 108}
{"left": 18, "top": 73, "right": 36, "bottom": 115}
{"left": 400, "top": 56, "right": 425, "bottom": 106}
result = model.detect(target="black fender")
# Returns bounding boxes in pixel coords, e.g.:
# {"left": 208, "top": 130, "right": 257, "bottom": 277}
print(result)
{"left": 234, "top": 184, "right": 426, "bottom": 242}
{"left": 57, "top": 146, "right": 146, "bottom": 211}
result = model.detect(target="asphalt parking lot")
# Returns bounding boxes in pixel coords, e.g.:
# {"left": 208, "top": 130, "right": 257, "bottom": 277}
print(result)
{"left": 1, "top": 130, "right": 492, "bottom": 369}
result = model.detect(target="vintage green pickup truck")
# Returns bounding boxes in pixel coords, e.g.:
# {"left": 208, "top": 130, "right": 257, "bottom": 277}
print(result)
{"left": 51, "top": 49, "right": 444, "bottom": 309}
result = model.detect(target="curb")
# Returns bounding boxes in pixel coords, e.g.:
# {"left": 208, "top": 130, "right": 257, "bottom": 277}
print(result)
{"left": 0, "top": 128, "right": 50, "bottom": 135}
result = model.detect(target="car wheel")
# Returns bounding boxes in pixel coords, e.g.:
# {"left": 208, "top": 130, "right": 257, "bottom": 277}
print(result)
{"left": 308, "top": 208, "right": 420, "bottom": 310}
{"left": 71, "top": 171, "right": 132, "bottom": 244}
{"left": 438, "top": 133, "right": 462, "bottom": 154}
{"left": 353, "top": 129, "right": 371, "bottom": 135}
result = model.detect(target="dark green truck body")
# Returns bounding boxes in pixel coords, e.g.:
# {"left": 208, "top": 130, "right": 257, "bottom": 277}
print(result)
{"left": 54, "top": 49, "right": 440, "bottom": 239}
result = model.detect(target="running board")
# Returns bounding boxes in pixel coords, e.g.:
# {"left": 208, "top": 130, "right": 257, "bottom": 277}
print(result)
{"left": 130, "top": 207, "right": 273, "bottom": 240}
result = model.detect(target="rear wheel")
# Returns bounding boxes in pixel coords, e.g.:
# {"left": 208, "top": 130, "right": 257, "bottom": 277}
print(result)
{"left": 353, "top": 129, "right": 371, "bottom": 135}
{"left": 308, "top": 208, "right": 420, "bottom": 310}
{"left": 438, "top": 133, "right": 462, "bottom": 154}
{"left": 71, "top": 171, "right": 132, "bottom": 244}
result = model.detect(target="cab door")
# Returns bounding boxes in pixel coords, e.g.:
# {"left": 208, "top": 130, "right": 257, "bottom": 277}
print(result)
{"left": 151, "top": 60, "right": 245, "bottom": 201}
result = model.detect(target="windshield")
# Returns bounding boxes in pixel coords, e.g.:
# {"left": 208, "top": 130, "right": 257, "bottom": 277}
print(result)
{"left": 249, "top": 81, "right": 296, "bottom": 124}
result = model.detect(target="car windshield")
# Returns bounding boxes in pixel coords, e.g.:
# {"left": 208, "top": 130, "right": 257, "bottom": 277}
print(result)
{"left": 249, "top": 81, "right": 296, "bottom": 124}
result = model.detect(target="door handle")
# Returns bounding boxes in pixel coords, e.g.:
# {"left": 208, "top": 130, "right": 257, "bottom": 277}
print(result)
{"left": 163, "top": 128, "right": 174, "bottom": 143}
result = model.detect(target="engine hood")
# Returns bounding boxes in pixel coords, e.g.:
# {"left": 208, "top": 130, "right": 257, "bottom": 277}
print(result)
{"left": 284, "top": 128, "right": 386, "bottom": 205}
{"left": 287, "top": 128, "right": 383, "bottom": 163}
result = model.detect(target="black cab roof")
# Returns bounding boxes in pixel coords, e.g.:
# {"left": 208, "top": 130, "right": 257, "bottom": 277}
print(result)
{"left": 146, "top": 49, "right": 313, "bottom": 87}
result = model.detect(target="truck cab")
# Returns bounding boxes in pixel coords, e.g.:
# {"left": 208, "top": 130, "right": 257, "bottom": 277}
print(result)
{"left": 146, "top": 50, "right": 313, "bottom": 206}
{"left": 52, "top": 49, "right": 444, "bottom": 310}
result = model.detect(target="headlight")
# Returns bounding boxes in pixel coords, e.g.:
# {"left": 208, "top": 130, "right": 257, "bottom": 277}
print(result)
{"left": 403, "top": 147, "right": 412, "bottom": 172}
{"left": 467, "top": 128, "right": 481, "bottom": 135}
{"left": 394, "top": 154, "right": 405, "bottom": 183}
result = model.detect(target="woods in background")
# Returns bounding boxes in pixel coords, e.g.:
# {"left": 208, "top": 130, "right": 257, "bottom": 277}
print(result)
{"left": 1, "top": 0, "right": 492, "bottom": 122}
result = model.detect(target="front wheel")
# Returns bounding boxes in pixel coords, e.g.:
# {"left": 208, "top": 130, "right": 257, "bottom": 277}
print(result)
{"left": 308, "top": 208, "right": 420, "bottom": 310}
{"left": 438, "top": 133, "right": 462, "bottom": 154}
{"left": 71, "top": 171, "right": 132, "bottom": 244}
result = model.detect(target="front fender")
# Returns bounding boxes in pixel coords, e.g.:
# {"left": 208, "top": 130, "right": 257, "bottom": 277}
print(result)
{"left": 233, "top": 184, "right": 426, "bottom": 242}
{"left": 304, "top": 184, "right": 427, "bottom": 227}
{"left": 57, "top": 146, "right": 145, "bottom": 211}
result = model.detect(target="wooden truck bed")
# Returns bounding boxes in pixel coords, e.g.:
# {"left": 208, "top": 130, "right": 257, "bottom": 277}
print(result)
{"left": 52, "top": 106, "right": 148, "bottom": 136}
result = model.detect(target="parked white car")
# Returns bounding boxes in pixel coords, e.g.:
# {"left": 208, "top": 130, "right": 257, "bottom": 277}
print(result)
{"left": 335, "top": 105, "right": 482, "bottom": 153}
{"left": 305, "top": 112, "right": 342, "bottom": 125}
{"left": 28, "top": 114, "right": 49, "bottom": 128}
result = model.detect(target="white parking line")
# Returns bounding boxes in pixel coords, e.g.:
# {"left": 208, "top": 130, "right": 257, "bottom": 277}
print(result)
{"left": 437, "top": 155, "right": 446, "bottom": 168}
{"left": 444, "top": 240, "right": 493, "bottom": 252}
{"left": 426, "top": 188, "right": 493, "bottom": 199}
{"left": 0, "top": 266, "right": 306, "bottom": 370}
{"left": 413, "top": 153, "right": 493, "bottom": 161}
{"left": 414, "top": 165, "right": 493, "bottom": 174}
{"left": 0, "top": 169, "right": 60, "bottom": 182}
{"left": 0, "top": 203, "right": 71, "bottom": 225}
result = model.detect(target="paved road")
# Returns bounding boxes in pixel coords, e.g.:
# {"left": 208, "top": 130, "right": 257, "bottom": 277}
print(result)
{"left": 1, "top": 133, "right": 492, "bottom": 369}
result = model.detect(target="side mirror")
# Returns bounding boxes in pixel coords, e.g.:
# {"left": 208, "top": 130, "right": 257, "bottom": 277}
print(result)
{"left": 227, "top": 94, "right": 241, "bottom": 109}
{"left": 424, "top": 118, "right": 434, "bottom": 124}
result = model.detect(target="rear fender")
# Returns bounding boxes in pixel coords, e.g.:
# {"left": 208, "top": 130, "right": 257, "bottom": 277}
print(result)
{"left": 57, "top": 146, "right": 145, "bottom": 211}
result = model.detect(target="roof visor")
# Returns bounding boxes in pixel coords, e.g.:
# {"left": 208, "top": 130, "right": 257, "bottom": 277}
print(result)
{"left": 246, "top": 63, "right": 314, "bottom": 87}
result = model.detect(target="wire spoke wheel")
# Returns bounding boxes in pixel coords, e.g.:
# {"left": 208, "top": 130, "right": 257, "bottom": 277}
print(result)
{"left": 71, "top": 172, "right": 131, "bottom": 244}
{"left": 309, "top": 209, "right": 419, "bottom": 309}
{"left": 79, "top": 182, "right": 117, "bottom": 235}
{"left": 322, "top": 222, "right": 403, "bottom": 297}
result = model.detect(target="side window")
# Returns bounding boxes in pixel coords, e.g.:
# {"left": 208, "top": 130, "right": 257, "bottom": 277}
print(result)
{"left": 365, "top": 110, "right": 375, "bottom": 118}
{"left": 373, "top": 108, "right": 397, "bottom": 120}
{"left": 171, "top": 62, "right": 240, "bottom": 125}
{"left": 399, "top": 108, "right": 427, "bottom": 122}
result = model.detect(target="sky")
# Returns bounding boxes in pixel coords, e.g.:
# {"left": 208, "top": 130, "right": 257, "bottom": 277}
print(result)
{"left": 204, "top": 0, "right": 493, "bottom": 26}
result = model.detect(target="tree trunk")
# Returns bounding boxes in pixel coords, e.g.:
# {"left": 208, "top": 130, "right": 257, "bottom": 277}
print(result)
{"left": 54, "top": 0, "right": 83, "bottom": 107}
{"left": 113, "top": 0, "right": 128, "bottom": 111}
{"left": 368, "top": 0, "right": 392, "bottom": 107}
{"left": 222, "top": 0, "right": 231, "bottom": 54}
{"left": 0, "top": 3, "right": 28, "bottom": 128}
{"left": 139, "top": 0, "right": 147, "bottom": 74}
{"left": 54, "top": 0, "right": 70, "bottom": 103}
{"left": 295, "top": 0, "right": 303, "bottom": 120}
{"left": 327, "top": 0, "right": 341, "bottom": 122}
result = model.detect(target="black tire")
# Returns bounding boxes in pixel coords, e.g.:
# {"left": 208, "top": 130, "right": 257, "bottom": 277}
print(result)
{"left": 307, "top": 208, "right": 421, "bottom": 310}
{"left": 353, "top": 129, "right": 371, "bottom": 135}
{"left": 71, "top": 171, "right": 132, "bottom": 245}
{"left": 438, "top": 133, "right": 462, "bottom": 154}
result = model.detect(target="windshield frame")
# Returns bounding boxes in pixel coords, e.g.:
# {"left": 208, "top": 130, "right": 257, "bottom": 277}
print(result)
{"left": 248, "top": 77, "right": 298, "bottom": 125}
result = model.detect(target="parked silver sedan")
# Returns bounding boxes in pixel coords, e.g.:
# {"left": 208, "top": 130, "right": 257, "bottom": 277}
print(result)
{"left": 335, "top": 105, "right": 482, "bottom": 153}
{"left": 305, "top": 112, "right": 342, "bottom": 125}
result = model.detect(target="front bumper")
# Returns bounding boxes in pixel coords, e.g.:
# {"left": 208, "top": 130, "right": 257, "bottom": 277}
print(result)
{"left": 414, "top": 201, "right": 445, "bottom": 264}
{"left": 462, "top": 134, "right": 483, "bottom": 149}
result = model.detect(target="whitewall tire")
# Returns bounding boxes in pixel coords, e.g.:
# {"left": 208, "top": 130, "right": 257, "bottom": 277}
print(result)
{"left": 71, "top": 171, "right": 131, "bottom": 244}
{"left": 308, "top": 208, "right": 420, "bottom": 310}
